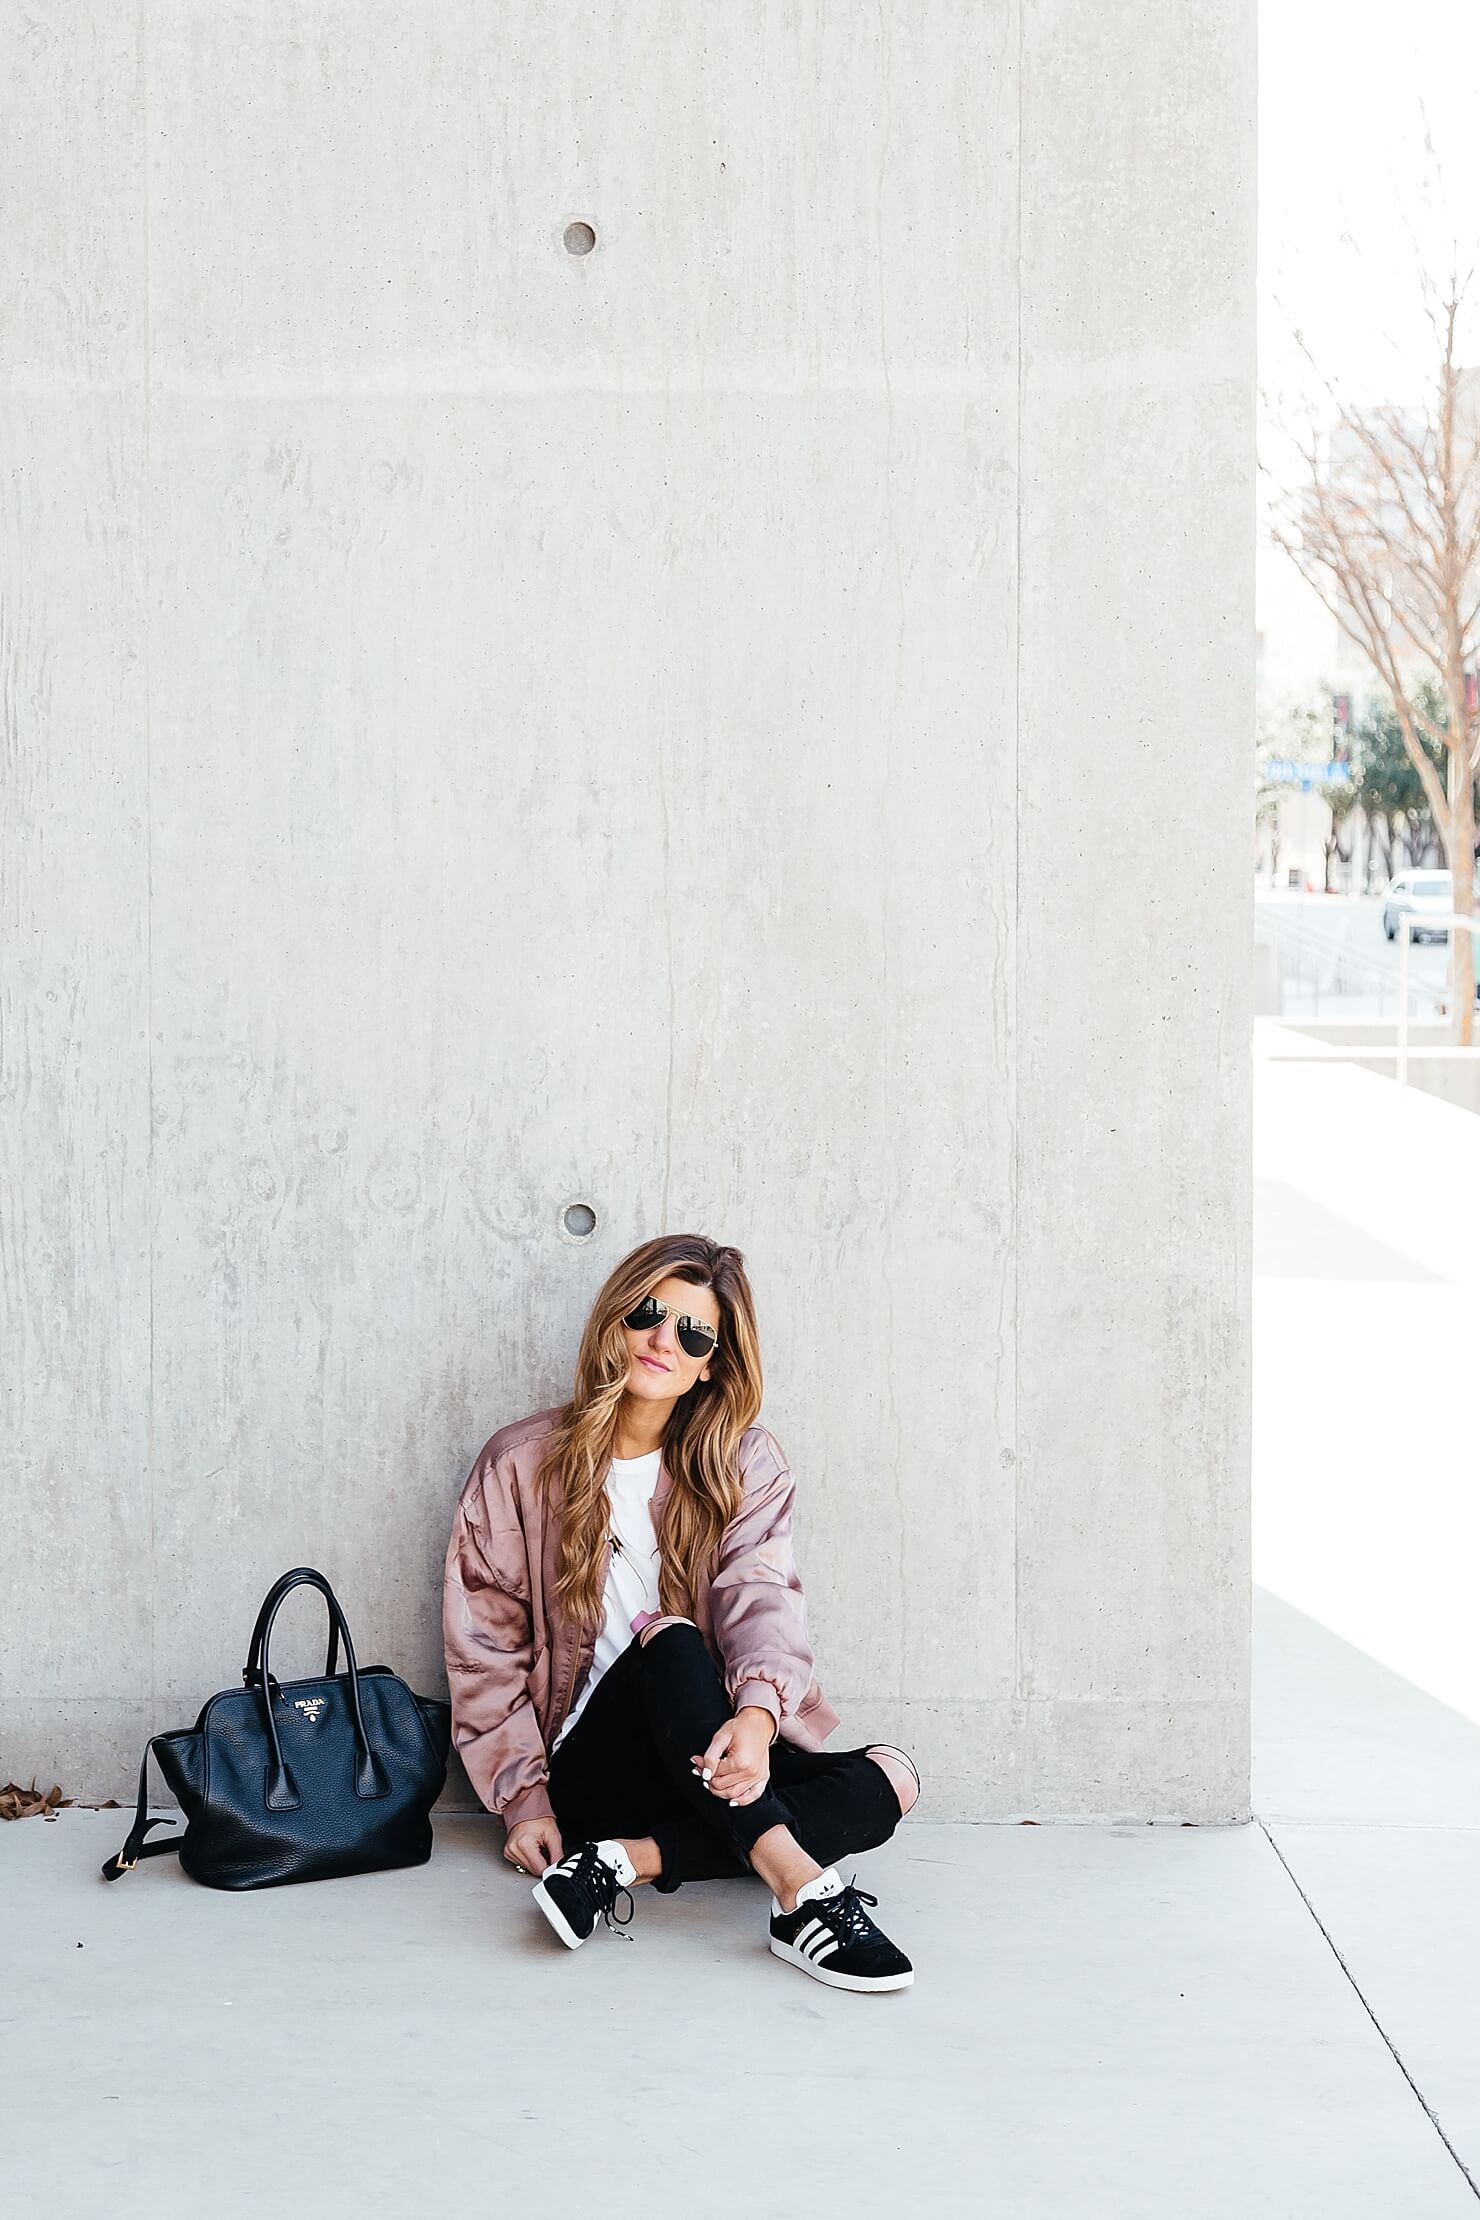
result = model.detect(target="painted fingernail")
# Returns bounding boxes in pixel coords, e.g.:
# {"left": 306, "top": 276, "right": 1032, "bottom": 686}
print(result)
{"left": 702, "top": 1768, "right": 713, "bottom": 1780}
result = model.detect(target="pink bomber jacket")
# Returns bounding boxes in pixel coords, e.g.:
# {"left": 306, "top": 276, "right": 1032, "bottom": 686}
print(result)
{"left": 442, "top": 1403, "right": 840, "bottom": 1830}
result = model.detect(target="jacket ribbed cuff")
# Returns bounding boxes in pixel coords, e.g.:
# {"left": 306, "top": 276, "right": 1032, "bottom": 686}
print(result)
{"left": 731, "top": 1679, "right": 782, "bottom": 1737}
{"left": 502, "top": 1781, "right": 556, "bottom": 1829}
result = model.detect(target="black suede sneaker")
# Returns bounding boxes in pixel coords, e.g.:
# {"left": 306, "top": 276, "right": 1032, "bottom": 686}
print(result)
{"left": 769, "top": 1869, "right": 913, "bottom": 1992}
{"left": 532, "top": 1839, "right": 637, "bottom": 1949}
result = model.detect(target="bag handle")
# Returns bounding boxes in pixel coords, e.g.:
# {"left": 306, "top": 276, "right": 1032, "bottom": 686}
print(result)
{"left": 242, "top": 1566, "right": 341, "bottom": 1689}
{"left": 254, "top": 1568, "right": 388, "bottom": 1809}
{"left": 100, "top": 1741, "right": 183, "bottom": 1880}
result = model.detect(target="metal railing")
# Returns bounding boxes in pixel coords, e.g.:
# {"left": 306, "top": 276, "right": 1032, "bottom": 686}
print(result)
{"left": 1397, "top": 912, "right": 1480, "bottom": 1086}
{"left": 1254, "top": 908, "right": 1480, "bottom": 1089}
{"left": 1257, "top": 909, "right": 1439, "bottom": 1019}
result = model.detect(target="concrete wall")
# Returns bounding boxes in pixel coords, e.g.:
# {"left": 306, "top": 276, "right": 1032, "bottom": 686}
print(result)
{"left": 1, "top": 1, "right": 1254, "bottom": 1820}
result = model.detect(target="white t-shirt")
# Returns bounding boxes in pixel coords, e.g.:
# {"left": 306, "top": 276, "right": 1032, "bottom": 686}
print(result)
{"left": 550, "top": 1449, "right": 663, "bottom": 1753}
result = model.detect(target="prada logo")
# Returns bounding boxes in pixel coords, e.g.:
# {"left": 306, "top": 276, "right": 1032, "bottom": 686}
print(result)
{"left": 293, "top": 1697, "right": 327, "bottom": 1722}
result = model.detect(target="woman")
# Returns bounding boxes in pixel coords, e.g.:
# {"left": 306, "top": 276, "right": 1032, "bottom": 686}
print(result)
{"left": 443, "top": 1233, "right": 921, "bottom": 1994}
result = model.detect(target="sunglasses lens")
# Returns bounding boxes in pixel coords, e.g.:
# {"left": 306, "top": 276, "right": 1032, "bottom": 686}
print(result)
{"left": 622, "top": 1295, "right": 715, "bottom": 1360}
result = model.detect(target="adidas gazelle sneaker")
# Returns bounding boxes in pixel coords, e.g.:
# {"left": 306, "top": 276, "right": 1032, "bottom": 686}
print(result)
{"left": 768, "top": 1868, "right": 913, "bottom": 1993}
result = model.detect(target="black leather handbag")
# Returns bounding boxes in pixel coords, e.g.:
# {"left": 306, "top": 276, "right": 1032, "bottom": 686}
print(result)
{"left": 101, "top": 1566, "right": 451, "bottom": 1890}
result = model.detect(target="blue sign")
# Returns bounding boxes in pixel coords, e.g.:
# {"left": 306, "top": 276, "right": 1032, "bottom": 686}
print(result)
{"left": 1266, "top": 759, "right": 1352, "bottom": 788}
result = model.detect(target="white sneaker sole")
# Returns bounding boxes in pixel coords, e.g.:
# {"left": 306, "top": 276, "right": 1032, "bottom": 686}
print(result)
{"left": 769, "top": 1936, "right": 914, "bottom": 1992}
{"left": 532, "top": 1877, "right": 588, "bottom": 1949}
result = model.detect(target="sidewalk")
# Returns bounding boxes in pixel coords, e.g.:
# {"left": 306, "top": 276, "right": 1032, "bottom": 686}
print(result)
{"left": 5, "top": 1039, "right": 1476, "bottom": 2218}
{"left": 1254, "top": 1019, "right": 1480, "bottom": 1728}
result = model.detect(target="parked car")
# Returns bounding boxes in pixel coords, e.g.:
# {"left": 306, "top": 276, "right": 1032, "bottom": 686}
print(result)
{"left": 1382, "top": 870, "right": 1453, "bottom": 942}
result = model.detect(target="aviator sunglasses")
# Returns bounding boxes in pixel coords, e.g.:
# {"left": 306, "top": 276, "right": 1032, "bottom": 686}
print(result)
{"left": 621, "top": 1294, "right": 719, "bottom": 1360}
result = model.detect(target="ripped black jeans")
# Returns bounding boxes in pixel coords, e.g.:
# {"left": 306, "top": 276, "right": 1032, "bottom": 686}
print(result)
{"left": 546, "top": 1620, "right": 907, "bottom": 1892}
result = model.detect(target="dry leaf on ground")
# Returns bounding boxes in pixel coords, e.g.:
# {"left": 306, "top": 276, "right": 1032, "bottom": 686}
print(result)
{"left": 0, "top": 1779, "right": 74, "bottom": 1822}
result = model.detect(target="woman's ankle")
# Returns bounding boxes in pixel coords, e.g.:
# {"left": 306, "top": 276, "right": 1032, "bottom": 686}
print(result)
{"left": 747, "top": 1823, "right": 822, "bottom": 1913}
{"left": 617, "top": 1836, "right": 663, "bottom": 1887}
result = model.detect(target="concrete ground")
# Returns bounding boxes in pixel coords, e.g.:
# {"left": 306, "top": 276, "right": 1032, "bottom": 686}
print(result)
{"left": 6, "top": 1036, "right": 1477, "bottom": 2218}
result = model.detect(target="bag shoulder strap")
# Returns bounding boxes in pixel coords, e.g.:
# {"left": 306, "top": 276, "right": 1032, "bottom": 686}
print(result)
{"left": 99, "top": 1741, "right": 185, "bottom": 1881}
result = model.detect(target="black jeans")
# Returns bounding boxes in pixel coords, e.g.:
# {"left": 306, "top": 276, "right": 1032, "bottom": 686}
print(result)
{"left": 546, "top": 1620, "right": 905, "bottom": 1892}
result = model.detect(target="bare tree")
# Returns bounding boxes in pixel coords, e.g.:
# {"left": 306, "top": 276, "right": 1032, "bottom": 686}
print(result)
{"left": 1268, "top": 267, "right": 1480, "bottom": 1042}
{"left": 1323, "top": 787, "right": 1360, "bottom": 895}
{"left": 1255, "top": 778, "right": 1281, "bottom": 885}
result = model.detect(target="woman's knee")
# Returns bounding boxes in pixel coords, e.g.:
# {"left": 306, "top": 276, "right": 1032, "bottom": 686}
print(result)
{"left": 634, "top": 1617, "right": 710, "bottom": 1685}
{"left": 865, "top": 1744, "right": 921, "bottom": 1818}
{"left": 636, "top": 1614, "right": 701, "bottom": 1652}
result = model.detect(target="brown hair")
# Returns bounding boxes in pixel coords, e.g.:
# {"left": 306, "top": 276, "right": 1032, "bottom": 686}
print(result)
{"left": 532, "top": 1234, "right": 763, "bottom": 1628}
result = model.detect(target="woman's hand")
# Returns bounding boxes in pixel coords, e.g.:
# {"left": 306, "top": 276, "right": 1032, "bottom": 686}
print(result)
{"left": 504, "top": 1815, "right": 563, "bottom": 1875}
{"left": 692, "top": 1705, "right": 776, "bottom": 1807}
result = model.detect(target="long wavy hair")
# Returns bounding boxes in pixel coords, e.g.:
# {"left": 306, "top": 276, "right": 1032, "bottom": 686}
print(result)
{"left": 533, "top": 1234, "right": 764, "bottom": 1627}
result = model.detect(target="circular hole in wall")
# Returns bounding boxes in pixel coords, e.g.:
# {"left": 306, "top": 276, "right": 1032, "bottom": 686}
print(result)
{"left": 563, "top": 221, "right": 597, "bottom": 256}
{"left": 561, "top": 1201, "right": 598, "bottom": 1240}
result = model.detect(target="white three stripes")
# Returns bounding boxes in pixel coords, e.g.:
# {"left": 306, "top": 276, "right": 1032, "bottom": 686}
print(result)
{"left": 793, "top": 1917, "right": 838, "bottom": 1963}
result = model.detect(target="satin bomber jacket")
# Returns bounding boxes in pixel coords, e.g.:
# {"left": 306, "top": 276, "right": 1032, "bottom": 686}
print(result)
{"left": 442, "top": 1403, "right": 840, "bottom": 1830}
